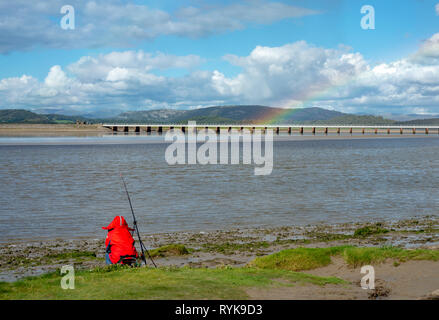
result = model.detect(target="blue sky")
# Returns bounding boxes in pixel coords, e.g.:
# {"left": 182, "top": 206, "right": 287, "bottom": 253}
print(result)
{"left": 0, "top": 0, "right": 439, "bottom": 117}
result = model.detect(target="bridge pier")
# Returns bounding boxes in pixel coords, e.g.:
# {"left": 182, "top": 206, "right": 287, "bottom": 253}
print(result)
{"left": 102, "top": 124, "right": 439, "bottom": 137}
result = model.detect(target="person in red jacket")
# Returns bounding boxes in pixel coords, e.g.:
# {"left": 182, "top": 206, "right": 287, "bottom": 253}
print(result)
{"left": 102, "top": 216, "right": 138, "bottom": 265}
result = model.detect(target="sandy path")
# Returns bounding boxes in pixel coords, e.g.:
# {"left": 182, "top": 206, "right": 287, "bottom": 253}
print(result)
{"left": 246, "top": 258, "right": 439, "bottom": 300}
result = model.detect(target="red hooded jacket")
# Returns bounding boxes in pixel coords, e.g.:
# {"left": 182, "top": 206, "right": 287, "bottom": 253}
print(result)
{"left": 102, "top": 216, "right": 138, "bottom": 264}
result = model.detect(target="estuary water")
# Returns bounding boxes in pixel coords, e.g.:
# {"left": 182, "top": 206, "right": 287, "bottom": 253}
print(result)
{"left": 0, "top": 135, "right": 438, "bottom": 242}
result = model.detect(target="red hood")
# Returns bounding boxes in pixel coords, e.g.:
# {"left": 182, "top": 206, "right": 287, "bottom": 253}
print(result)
{"left": 102, "top": 216, "right": 134, "bottom": 231}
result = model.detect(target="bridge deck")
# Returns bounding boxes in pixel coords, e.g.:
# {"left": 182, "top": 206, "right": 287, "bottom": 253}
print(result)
{"left": 102, "top": 124, "right": 439, "bottom": 129}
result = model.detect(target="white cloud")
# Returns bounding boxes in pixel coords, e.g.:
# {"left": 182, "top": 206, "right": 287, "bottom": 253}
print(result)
{"left": 45, "top": 65, "right": 70, "bottom": 88}
{"left": 172, "top": 1, "right": 317, "bottom": 37}
{"left": 68, "top": 50, "right": 203, "bottom": 82}
{"left": 221, "top": 42, "right": 369, "bottom": 106}
{"left": 411, "top": 33, "right": 439, "bottom": 64}
{"left": 0, "top": 0, "right": 318, "bottom": 54}
{"left": 2, "top": 37, "right": 439, "bottom": 116}
{"left": 105, "top": 68, "right": 130, "bottom": 82}
{"left": 436, "top": 3, "right": 439, "bottom": 15}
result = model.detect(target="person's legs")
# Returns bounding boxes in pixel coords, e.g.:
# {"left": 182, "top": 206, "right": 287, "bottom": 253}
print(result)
{"left": 105, "top": 240, "right": 112, "bottom": 265}
{"left": 105, "top": 253, "right": 112, "bottom": 265}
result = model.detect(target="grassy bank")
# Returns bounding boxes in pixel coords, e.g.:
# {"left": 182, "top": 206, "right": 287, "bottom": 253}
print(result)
{"left": 0, "top": 266, "right": 344, "bottom": 300}
{"left": 1, "top": 245, "right": 438, "bottom": 299}
{"left": 250, "top": 246, "right": 439, "bottom": 271}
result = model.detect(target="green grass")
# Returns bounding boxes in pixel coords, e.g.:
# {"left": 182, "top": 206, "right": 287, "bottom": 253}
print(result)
{"left": 45, "top": 250, "right": 97, "bottom": 260}
{"left": 353, "top": 225, "right": 390, "bottom": 237}
{"left": 149, "top": 244, "right": 190, "bottom": 258}
{"left": 0, "top": 266, "right": 344, "bottom": 300}
{"left": 249, "top": 246, "right": 350, "bottom": 271}
{"left": 2, "top": 245, "right": 438, "bottom": 299}
{"left": 249, "top": 246, "right": 439, "bottom": 271}
{"left": 342, "top": 246, "right": 439, "bottom": 267}
{"left": 304, "top": 232, "right": 352, "bottom": 242}
{"left": 202, "top": 241, "right": 271, "bottom": 254}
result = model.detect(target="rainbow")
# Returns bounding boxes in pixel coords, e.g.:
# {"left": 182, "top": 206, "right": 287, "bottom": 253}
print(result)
{"left": 254, "top": 74, "right": 357, "bottom": 124}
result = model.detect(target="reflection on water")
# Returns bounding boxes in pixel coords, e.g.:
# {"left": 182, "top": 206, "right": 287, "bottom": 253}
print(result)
{"left": 0, "top": 135, "right": 438, "bottom": 242}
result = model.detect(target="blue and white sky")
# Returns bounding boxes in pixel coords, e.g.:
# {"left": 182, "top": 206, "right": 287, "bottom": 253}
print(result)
{"left": 1, "top": 0, "right": 439, "bottom": 117}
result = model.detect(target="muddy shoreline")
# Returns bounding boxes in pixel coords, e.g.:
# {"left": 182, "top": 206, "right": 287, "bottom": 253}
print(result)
{"left": 1, "top": 216, "right": 438, "bottom": 299}
{"left": 1, "top": 215, "right": 438, "bottom": 283}
{"left": 0, "top": 124, "right": 108, "bottom": 136}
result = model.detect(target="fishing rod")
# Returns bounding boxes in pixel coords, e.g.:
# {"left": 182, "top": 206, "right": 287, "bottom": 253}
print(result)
{"left": 120, "top": 173, "right": 157, "bottom": 268}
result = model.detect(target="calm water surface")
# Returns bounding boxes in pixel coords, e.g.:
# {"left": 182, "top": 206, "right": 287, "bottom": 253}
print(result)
{"left": 0, "top": 135, "right": 438, "bottom": 242}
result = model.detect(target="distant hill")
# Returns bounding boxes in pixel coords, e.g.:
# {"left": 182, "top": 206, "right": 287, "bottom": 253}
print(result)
{"left": 2, "top": 106, "right": 436, "bottom": 125}
{"left": 395, "top": 118, "right": 439, "bottom": 126}
{"left": 0, "top": 109, "right": 51, "bottom": 123}
{"left": 108, "top": 106, "right": 439, "bottom": 125}
{"left": 113, "top": 105, "right": 347, "bottom": 124}
{"left": 311, "top": 115, "right": 396, "bottom": 125}
{"left": 116, "top": 109, "right": 188, "bottom": 122}
{"left": 0, "top": 109, "right": 88, "bottom": 124}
